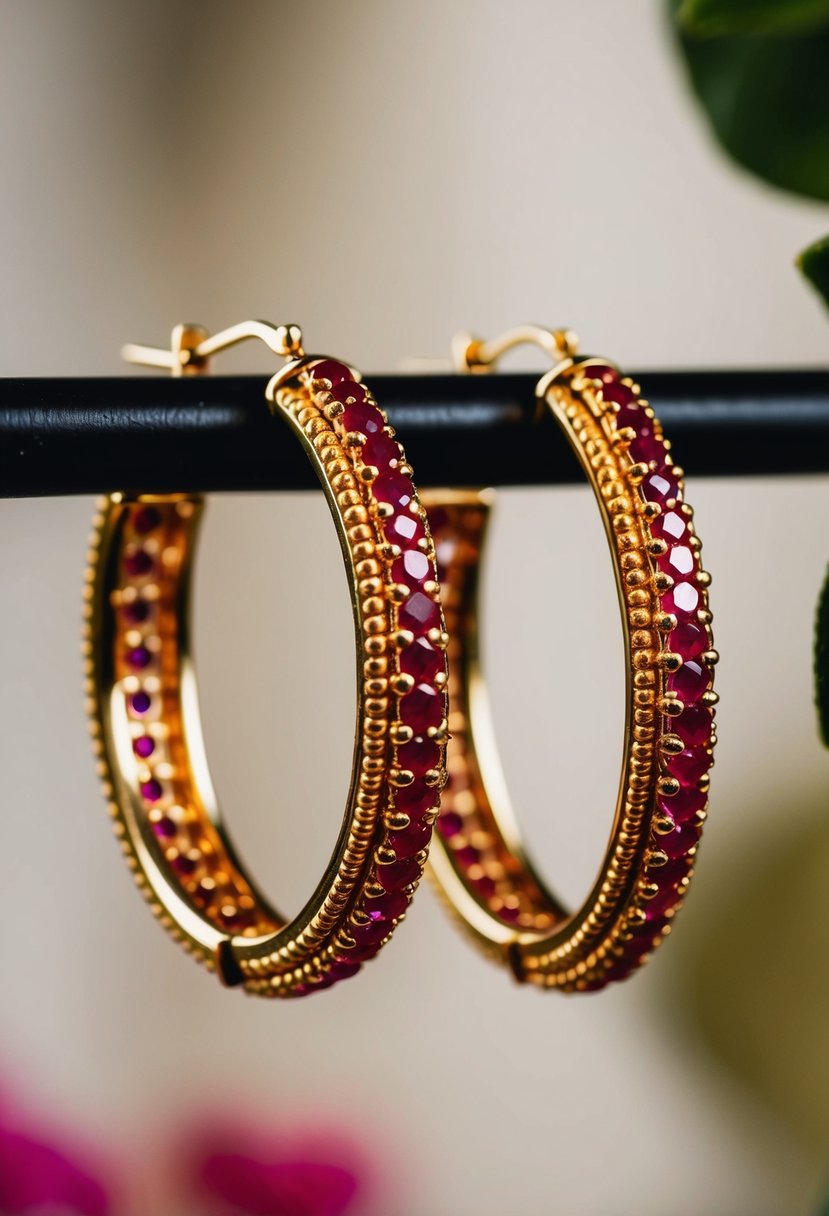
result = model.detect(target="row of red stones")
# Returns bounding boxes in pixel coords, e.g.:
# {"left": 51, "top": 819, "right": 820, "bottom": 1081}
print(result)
{"left": 296, "top": 360, "right": 448, "bottom": 993}
{"left": 118, "top": 505, "right": 265, "bottom": 936}
{"left": 585, "top": 362, "right": 714, "bottom": 987}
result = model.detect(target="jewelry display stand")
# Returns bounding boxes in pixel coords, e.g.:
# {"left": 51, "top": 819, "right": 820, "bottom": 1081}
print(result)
{"left": 2, "top": 369, "right": 829, "bottom": 495}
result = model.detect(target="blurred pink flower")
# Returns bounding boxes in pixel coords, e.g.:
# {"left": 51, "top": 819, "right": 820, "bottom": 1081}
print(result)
{"left": 0, "top": 1108, "right": 110, "bottom": 1216}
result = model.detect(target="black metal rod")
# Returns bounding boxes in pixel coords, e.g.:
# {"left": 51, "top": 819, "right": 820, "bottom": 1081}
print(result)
{"left": 1, "top": 369, "right": 828, "bottom": 498}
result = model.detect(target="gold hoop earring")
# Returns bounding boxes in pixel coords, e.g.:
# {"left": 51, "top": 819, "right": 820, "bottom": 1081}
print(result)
{"left": 424, "top": 326, "right": 716, "bottom": 992}
{"left": 84, "top": 321, "right": 449, "bottom": 998}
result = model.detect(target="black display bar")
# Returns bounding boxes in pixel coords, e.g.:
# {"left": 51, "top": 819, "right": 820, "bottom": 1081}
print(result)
{"left": 1, "top": 369, "right": 827, "bottom": 498}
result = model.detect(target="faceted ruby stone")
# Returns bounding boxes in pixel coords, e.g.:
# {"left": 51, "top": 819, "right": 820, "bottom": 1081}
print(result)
{"left": 644, "top": 883, "right": 681, "bottom": 921}
{"left": 642, "top": 469, "right": 680, "bottom": 505}
{"left": 395, "top": 778, "right": 439, "bottom": 820}
{"left": 362, "top": 431, "right": 400, "bottom": 470}
{"left": 454, "top": 845, "right": 480, "bottom": 867}
{"left": 662, "top": 820, "right": 702, "bottom": 859}
{"left": 384, "top": 512, "right": 426, "bottom": 548}
{"left": 659, "top": 786, "right": 706, "bottom": 825}
{"left": 438, "top": 811, "right": 463, "bottom": 838}
{"left": 668, "top": 747, "right": 713, "bottom": 787}
{"left": 373, "top": 471, "right": 415, "bottom": 512}
{"left": 616, "top": 402, "right": 645, "bottom": 431}
{"left": 130, "top": 691, "right": 151, "bottom": 715}
{"left": 172, "top": 851, "right": 198, "bottom": 876}
{"left": 474, "top": 874, "right": 497, "bottom": 897}
{"left": 339, "top": 940, "right": 381, "bottom": 964}
{"left": 310, "top": 359, "right": 353, "bottom": 388}
{"left": 133, "top": 735, "right": 155, "bottom": 759}
{"left": 497, "top": 903, "right": 521, "bottom": 924}
{"left": 662, "top": 581, "right": 701, "bottom": 621}
{"left": 123, "top": 598, "right": 151, "bottom": 624}
{"left": 673, "top": 704, "right": 712, "bottom": 748}
{"left": 151, "top": 815, "right": 176, "bottom": 839}
{"left": 127, "top": 645, "right": 152, "bottom": 670}
{"left": 651, "top": 508, "right": 688, "bottom": 545}
{"left": 376, "top": 856, "right": 421, "bottom": 892}
{"left": 668, "top": 658, "right": 711, "bottom": 704}
{"left": 133, "top": 506, "right": 162, "bottom": 535}
{"left": 328, "top": 959, "right": 361, "bottom": 983}
{"left": 364, "top": 890, "right": 408, "bottom": 921}
{"left": 671, "top": 621, "right": 707, "bottom": 661}
{"left": 582, "top": 363, "right": 618, "bottom": 383}
{"left": 342, "top": 399, "right": 384, "bottom": 436}
{"left": 351, "top": 918, "right": 390, "bottom": 946}
{"left": 141, "top": 778, "right": 163, "bottom": 802}
{"left": 397, "top": 737, "right": 440, "bottom": 776}
{"left": 330, "top": 379, "right": 368, "bottom": 406}
{"left": 400, "top": 637, "right": 444, "bottom": 683}
{"left": 124, "top": 548, "right": 154, "bottom": 578}
{"left": 658, "top": 544, "right": 696, "bottom": 580}
{"left": 393, "top": 549, "right": 431, "bottom": 588}
{"left": 388, "top": 821, "right": 432, "bottom": 859}
{"left": 398, "top": 591, "right": 440, "bottom": 636}
{"left": 650, "top": 856, "right": 693, "bottom": 887}
{"left": 400, "top": 683, "right": 443, "bottom": 732}
{"left": 603, "top": 381, "right": 638, "bottom": 407}
{"left": 629, "top": 431, "right": 665, "bottom": 466}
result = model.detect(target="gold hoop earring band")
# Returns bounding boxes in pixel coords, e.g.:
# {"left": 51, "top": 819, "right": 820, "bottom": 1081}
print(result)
{"left": 84, "top": 321, "right": 449, "bottom": 998}
{"left": 424, "top": 326, "right": 717, "bottom": 993}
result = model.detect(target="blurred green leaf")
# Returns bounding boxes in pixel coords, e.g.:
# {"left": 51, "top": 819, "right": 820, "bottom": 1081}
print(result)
{"left": 799, "top": 233, "right": 829, "bottom": 309}
{"left": 679, "top": 0, "right": 829, "bottom": 37}
{"left": 672, "top": 16, "right": 829, "bottom": 201}
{"left": 815, "top": 563, "right": 829, "bottom": 746}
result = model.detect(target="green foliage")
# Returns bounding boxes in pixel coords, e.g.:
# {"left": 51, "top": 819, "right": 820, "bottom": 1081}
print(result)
{"left": 799, "top": 234, "right": 829, "bottom": 310}
{"left": 679, "top": 0, "right": 829, "bottom": 37}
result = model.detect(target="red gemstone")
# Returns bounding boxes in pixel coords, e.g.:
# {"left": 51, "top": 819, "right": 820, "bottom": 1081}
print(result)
{"left": 673, "top": 704, "right": 712, "bottom": 748}
{"left": 616, "top": 402, "right": 645, "bottom": 431}
{"left": 123, "top": 598, "right": 151, "bottom": 624}
{"left": 127, "top": 645, "right": 152, "bottom": 670}
{"left": 651, "top": 856, "right": 693, "bottom": 886}
{"left": 328, "top": 959, "right": 361, "bottom": 982}
{"left": 384, "top": 511, "right": 426, "bottom": 548}
{"left": 668, "top": 659, "right": 711, "bottom": 704}
{"left": 497, "top": 903, "right": 521, "bottom": 924}
{"left": 644, "top": 883, "right": 681, "bottom": 921}
{"left": 395, "top": 779, "right": 439, "bottom": 820}
{"left": 310, "top": 359, "right": 353, "bottom": 388}
{"left": 400, "top": 683, "right": 443, "bottom": 732}
{"left": 642, "top": 469, "right": 680, "bottom": 505}
{"left": 362, "top": 431, "right": 400, "bottom": 470}
{"left": 397, "top": 737, "right": 440, "bottom": 776}
{"left": 376, "top": 856, "right": 421, "bottom": 892}
{"left": 133, "top": 506, "right": 162, "bottom": 535}
{"left": 172, "top": 850, "right": 198, "bottom": 876}
{"left": 651, "top": 508, "right": 688, "bottom": 544}
{"left": 603, "top": 381, "right": 638, "bottom": 407}
{"left": 342, "top": 399, "right": 384, "bottom": 436}
{"left": 671, "top": 621, "right": 707, "bottom": 661}
{"left": 363, "top": 890, "right": 408, "bottom": 921}
{"left": 130, "top": 691, "right": 151, "bottom": 715}
{"left": 330, "top": 380, "right": 368, "bottom": 406}
{"left": 124, "top": 548, "right": 154, "bottom": 578}
{"left": 151, "top": 814, "right": 176, "bottom": 838}
{"left": 661, "top": 820, "right": 702, "bottom": 859}
{"left": 393, "top": 549, "right": 431, "bottom": 588}
{"left": 662, "top": 581, "right": 701, "bottom": 621}
{"left": 398, "top": 591, "right": 440, "bottom": 636}
{"left": 454, "top": 845, "right": 480, "bottom": 868}
{"left": 582, "top": 363, "right": 618, "bottom": 384}
{"left": 438, "top": 811, "right": 463, "bottom": 838}
{"left": 133, "top": 735, "right": 155, "bottom": 759}
{"left": 388, "top": 820, "right": 432, "bottom": 859}
{"left": 474, "top": 874, "right": 497, "bottom": 897}
{"left": 668, "top": 748, "right": 713, "bottom": 787}
{"left": 659, "top": 786, "right": 706, "bottom": 825}
{"left": 338, "top": 940, "right": 380, "bottom": 964}
{"left": 351, "top": 918, "right": 390, "bottom": 946}
{"left": 658, "top": 544, "right": 696, "bottom": 580}
{"left": 629, "top": 431, "right": 665, "bottom": 466}
{"left": 400, "top": 637, "right": 444, "bottom": 682}
{"left": 374, "top": 472, "right": 415, "bottom": 513}
{"left": 141, "top": 778, "right": 163, "bottom": 802}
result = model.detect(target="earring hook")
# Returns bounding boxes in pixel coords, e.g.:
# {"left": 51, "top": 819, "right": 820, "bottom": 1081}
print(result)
{"left": 122, "top": 320, "right": 305, "bottom": 376}
{"left": 451, "top": 325, "right": 579, "bottom": 374}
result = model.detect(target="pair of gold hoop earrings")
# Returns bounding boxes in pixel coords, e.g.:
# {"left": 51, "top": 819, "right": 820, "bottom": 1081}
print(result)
{"left": 84, "top": 320, "right": 716, "bottom": 998}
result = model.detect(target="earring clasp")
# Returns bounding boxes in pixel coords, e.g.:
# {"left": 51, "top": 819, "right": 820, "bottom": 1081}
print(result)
{"left": 122, "top": 320, "right": 305, "bottom": 376}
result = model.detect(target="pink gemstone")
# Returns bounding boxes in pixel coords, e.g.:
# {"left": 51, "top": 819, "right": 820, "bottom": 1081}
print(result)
{"left": 310, "top": 359, "right": 353, "bottom": 388}
{"left": 454, "top": 845, "right": 480, "bottom": 867}
{"left": 668, "top": 748, "right": 713, "bottom": 787}
{"left": 351, "top": 918, "right": 390, "bottom": 946}
{"left": 133, "top": 735, "right": 155, "bottom": 759}
{"left": 395, "top": 779, "right": 438, "bottom": 820}
{"left": 130, "top": 691, "right": 151, "bottom": 715}
{"left": 658, "top": 544, "right": 696, "bottom": 580}
{"left": 393, "top": 549, "right": 431, "bottom": 588}
{"left": 133, "top": 506, "right": 162, "bottom": 535}
{"left": 398, "top": 591, "right": 440, "bottom": 636}
{"left": 651, "top": 509, "right": 688, "bottom": 544}
{"left": 400, "top": 683, "right": 443, "bottom": 732}
{"left": 373, "top": 471, "right": 415, "bottom": 513}
{"left": 582, "top": 363, "right": 618, "bottom": 383}
{"left": 603, "top": 381, "right": 638, "bottom": 407}
{"left": 342, "top": 398, "right": 384, "bottom": 436}
{"left": 388, "top": 820, "right": 432, "bottom": 859}
{"left": 362, "top": 431, "right": 400, "bottom": 470}
{"left": 123, "top": 598, "right": 151, "bottom": 624}
{"left": 151, "top": 815, "right": 176, "bottom": 838}
{"left": 141, "top": 778, "right": 163, "bottom": 802}
{"left": 328, "top": 959, "right": 361, "bottom": 983}
{"left": 397, "top": 737, "right": 440, "bottom": 776}
{"left": 671, "top": 621, "right": 707, "bottom": 661}
{"left": 384, "top": 511, "right": 426, "bottom": 548}
{"left": 662, "top": 581, "right": 701, "bottom": 621}
{"left": 438, "top": 811, "right": 463, "bottom": 838}
{"left": 376, "top": 856, "right": 421, "bottom": 892}
{"left": 659, "top": 786, "right": 706, "bottom": 825}
{"left": 127, "top": 645, "right": 152, "bottom": 670}
{"left": 668, "top": 659, "right": 711, "bottom": 704}
{"left": 661, "top": 820, "right": 702, "bottom": 859}
{"left": 651, "top": 856, "right": 693, "bottom": 886}
{"left": 363, "top": 890, "right": 408, "bottom": 922}
{"left": 642, "top": 469, "right": 680, "bottom": 505}
{"left": 644, "top": 883, "right": 681, "bottom": 921}
{"left": 673, "top": 704, "right": 712, "bottom": 748}
{"left": 124, "top": 548, "right": 154, "bottom": 578}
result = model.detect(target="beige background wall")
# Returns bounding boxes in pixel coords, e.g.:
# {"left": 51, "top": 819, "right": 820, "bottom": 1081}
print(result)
{"left": 2, "top": 3, "right": 829, "bottom": 1214}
